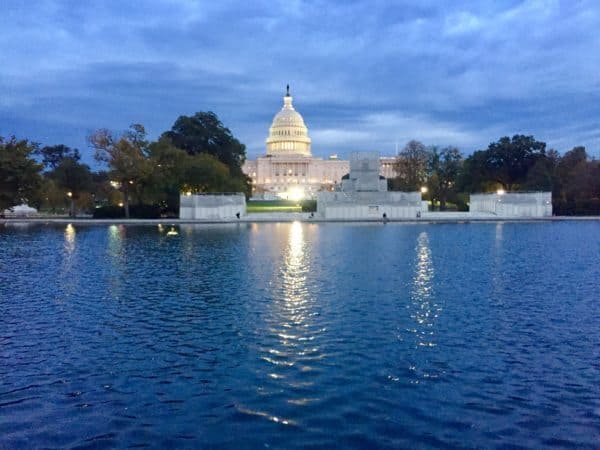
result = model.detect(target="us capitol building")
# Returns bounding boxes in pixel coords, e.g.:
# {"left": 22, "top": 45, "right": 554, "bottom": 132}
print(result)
{"left": 243, "top": 86, "right": 397, "bottom": 200}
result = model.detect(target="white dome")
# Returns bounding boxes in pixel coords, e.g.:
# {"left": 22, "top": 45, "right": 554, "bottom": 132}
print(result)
{"left": 271, "top": 100, "right": 306, "bottom": 128}
{"left": 266, "top": 89, "right": 311, "bottom": 157}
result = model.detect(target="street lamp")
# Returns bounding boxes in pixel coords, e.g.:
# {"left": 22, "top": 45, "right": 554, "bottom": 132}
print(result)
{"left": 66, "top": 192, "right": 74, "bottom": 217}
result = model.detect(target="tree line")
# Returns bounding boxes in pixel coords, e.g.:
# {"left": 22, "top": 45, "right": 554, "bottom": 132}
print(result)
{"left": 0, "top": 112, "right": 249, "bottom": 218}
{"left": 2, "top": 122, "right": 599, "bottom": 216}
{"left": 389, "top": 135, "right": 600, "bottom": 215}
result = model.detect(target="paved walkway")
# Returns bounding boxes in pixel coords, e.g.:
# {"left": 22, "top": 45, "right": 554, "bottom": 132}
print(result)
{"left": 2, "top": 212, "right": 599, "bottom": 226}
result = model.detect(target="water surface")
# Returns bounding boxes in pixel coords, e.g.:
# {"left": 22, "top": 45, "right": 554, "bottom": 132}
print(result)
{"left": 1, "top": 221, "right": 599, "bottom": 448}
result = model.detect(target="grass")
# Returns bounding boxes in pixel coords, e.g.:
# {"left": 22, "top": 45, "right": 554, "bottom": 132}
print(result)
{"left": 247, "top": 200, "right": 302, "bottom": 213}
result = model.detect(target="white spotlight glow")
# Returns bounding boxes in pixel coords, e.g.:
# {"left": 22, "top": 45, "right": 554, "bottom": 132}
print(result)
{"left": 287, "top": 187, "right": 305, "bottom": 202}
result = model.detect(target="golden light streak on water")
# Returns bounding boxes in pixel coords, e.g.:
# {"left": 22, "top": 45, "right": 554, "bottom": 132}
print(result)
{"left": 64, "top": 223, "right": 75, "bottom": 253}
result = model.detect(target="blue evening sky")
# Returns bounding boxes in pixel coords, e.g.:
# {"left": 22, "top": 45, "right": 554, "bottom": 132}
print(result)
{"left": 1, "top": 0, "right": 599, "bottom": 164}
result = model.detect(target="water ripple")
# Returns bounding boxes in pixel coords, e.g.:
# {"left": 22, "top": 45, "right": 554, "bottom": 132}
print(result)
{"left": 0, "top": 221, "right": 598, "bottom": 448}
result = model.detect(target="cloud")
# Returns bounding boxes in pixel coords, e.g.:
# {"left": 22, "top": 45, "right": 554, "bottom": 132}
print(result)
{"left": 444, "top": 11, "right": 482, "bottom": 35}
{"left": 311, "top": 111, "right": 491, "bottom": 156}
{"left": 1, "top": 0, "right": 599, "bottom": 162}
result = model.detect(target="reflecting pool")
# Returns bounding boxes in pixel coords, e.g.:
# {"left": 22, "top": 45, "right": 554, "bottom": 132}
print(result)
{"left": 1, "top": 221, "right": 599, "bottom": 448}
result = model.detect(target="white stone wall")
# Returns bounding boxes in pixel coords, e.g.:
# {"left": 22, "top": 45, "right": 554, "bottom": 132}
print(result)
{"left": 180, "top": 194, "right": 246, "bottom": 220}
{"left": 320, "top": 204, "right": 421, "bottom": 219}
{"left": 345, "top": 151, "right": 384, "bottom": 192}
{"left": 470, "top": 192, "right": 552, "bottom": 217}
{"left": 317, "top": 191, "right": 422, "bottom": 219}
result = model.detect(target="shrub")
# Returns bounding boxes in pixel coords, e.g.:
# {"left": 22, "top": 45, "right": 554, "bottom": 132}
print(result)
{"left": 454, "top": 193, "right": 469, "bottom": 212}
{"left": 554, "top": 199, "right": 600, "bottom": 216}
{"left": 130, "top": 204, "right": 161, "bottom": 219}
{"left": 92, "top": 204, "right": 162, "bottom": 219}
{"left": 300, "top": 199, "right": 317, "bottom": 212}
{"left": 93, "top": 205, "right": 124, "bottom": 218}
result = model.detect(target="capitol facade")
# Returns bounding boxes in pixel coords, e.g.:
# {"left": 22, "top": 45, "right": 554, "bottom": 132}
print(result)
{"left": 243, "top": 87, "right": 397, "bottom": 200}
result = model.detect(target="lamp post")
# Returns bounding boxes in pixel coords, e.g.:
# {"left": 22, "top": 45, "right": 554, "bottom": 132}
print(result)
{"left": 66, "top": 191, "right": 74, "bottom": 218}
{"left": 420, "top": 186, "right": 429, "bottom": 211}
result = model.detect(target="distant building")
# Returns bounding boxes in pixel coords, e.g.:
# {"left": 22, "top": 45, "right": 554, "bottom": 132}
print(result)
{"left": 243, "top": 87, "right": 398, "bottom": 200}
{"left": 379, "top": 156, "right": 397, "bottom": 180}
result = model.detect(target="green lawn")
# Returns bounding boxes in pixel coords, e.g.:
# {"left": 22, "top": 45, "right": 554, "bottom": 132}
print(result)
{"left": 247, "top": 200, "right": 302, "bottom": 213}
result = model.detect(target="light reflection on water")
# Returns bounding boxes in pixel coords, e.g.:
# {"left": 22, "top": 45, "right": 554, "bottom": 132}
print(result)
{"left": 492, "top": 222, "right": 507, "bottom": 307}
{"left": 60, "top": 224, "right": 77, "bottom": 300}
{"left": 410, "top": 231, "right": 437, "bottom": 345}
{"left": 495, "top": 221, "right": 504, "bottom": 246}
{"left": 1, "top": 222, "right": 598, "bottom": 449}
{"left": 282, "top": 221, "right": 309, "bottom": 315}
{"left": 249, "top": 222, "right": 324, "bottom": 424}
{"left": 107, "top": 224, "right": 124, "bottom": 257}
{"left": 64, "top": 223, "right": 76, "bottom": 253}
{"left": 106, "top": 224, "right": 127, "bottom": 297}
{"left": 408, "top": 231, "right": 442, "bottom": 382}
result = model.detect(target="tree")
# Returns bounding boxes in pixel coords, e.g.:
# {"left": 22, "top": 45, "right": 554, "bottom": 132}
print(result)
{"left": 89, "top": 171, "right": 115, "bottom": 207}
{"left": 391, "top": 140, "right": 430, "bottom": 191}
{"left": 39, "top": 178, "right": 66, "bottom": 213}
{"left": 457, "top": 150, "right": 491, "bottom": 193}
{"left": 183, "top": 154, "right": 232, "bottom": 193}
{"left": 553, "top": 146, "right": 600, "bottom": 214}
{"left": 145, "top": 138, "right": 191, "bottom": 212}
{"left": 523, "top": 154, "right": 556, "bottom": 191}
{"left": 144, "top": 137, "right": 248, "bottom": 213}
{"left": 0, "top": 136, "right": 43, "bottom": 211}
{"left": 38, "top": 144, "right": 81, "bottom": 170}
{"left": 428, "top": 146, "right": 463, "bottom": 210}
{"left": 48, "top": 157, "right": 93, "bottom": 217}
{"left": 484, "top": 135, "right": 547, "bottom": 191}
{"left": 162, "top": 111, "right": 247, "bottom": 176}
{"left": 89, "top": 124, "right": 151, "bottom": 218}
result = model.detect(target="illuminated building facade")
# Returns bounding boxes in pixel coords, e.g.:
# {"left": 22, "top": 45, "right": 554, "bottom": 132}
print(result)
{"left": 243, "top": 87, "right": 397, "bottom": 200}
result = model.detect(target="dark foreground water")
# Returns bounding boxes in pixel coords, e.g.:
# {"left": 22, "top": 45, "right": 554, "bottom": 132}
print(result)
{"left": 0, "top": 221, "right": 598, "bottom": 449}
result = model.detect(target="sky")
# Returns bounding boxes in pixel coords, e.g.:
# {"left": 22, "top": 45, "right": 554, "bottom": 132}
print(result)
{"left": 1, "top": 0, "right": 599, "bottom": 164}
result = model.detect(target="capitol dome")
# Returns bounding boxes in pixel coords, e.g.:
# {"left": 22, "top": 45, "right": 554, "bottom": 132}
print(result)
{"left": 266, "top": 86, "right": 312, "bottom": 157}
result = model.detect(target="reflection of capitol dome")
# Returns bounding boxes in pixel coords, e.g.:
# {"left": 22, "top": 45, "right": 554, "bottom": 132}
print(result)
{"left": 266, "top": 86, "right": 311, "bottom": 157}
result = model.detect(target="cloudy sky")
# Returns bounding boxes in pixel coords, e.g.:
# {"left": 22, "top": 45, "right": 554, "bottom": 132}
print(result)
{"left": 1, "top": 0, "right": 599, "bottom": 163}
